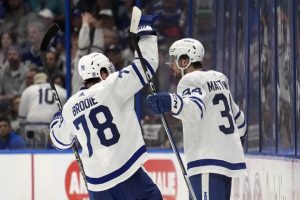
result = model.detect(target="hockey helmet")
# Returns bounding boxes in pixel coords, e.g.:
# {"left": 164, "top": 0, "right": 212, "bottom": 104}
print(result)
{"left": 168, "top": 38, "right": 204, "bottom": 69}
{"left": 78, "top": 52, "right": 115, "bottom": 81}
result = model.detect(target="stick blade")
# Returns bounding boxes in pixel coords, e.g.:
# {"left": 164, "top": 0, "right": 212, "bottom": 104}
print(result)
{"left": 130, "top": 6, "right": 142, "bottom": 34}
{"left": 40, "top": 23, "right": 60, "bottom": 51}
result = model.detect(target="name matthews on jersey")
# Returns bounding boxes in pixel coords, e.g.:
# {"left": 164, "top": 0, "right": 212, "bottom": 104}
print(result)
{"left": 72, "top": 96, "right": 98, "bottom": 117}
{"left": 207, "top": 80, "right": 229, "bottom": 92}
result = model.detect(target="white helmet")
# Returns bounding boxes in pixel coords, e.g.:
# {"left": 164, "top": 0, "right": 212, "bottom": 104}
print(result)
{"left": 78, "top": 52, "right": 115, "bottom": 81}
{"left": 169, "top": 38, "right": 204, "bottom": 70}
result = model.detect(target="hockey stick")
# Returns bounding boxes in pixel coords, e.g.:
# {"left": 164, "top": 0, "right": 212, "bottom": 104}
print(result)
{"left": 129, "top": 6, "right": 197, "bottom": 200}
{"left": 40, "top": 23, "right": 89, "bottom": 191}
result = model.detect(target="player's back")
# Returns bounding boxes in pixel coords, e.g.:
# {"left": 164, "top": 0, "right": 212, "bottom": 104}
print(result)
{"left": 62, "top": 79, "right": 147, "bottom": 191}
{"left": 177, "top": 70, "right": 247, "bottom": 177}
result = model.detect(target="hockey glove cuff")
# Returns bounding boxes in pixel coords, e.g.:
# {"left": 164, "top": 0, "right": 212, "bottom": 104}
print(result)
{"left": 169, "top": 93, "right": 183, "bottom": 115}
{"left": 137, "top": 15, "right": 157, "bottom": 37}
{"left": 50, "top": 111, "right": 62, "bottom": 129}
{"left": 147, "top": 92, "right": 182, "bottom": 115}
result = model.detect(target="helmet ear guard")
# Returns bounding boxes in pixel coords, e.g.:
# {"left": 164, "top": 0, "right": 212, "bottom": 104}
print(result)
{"left": 78, "top": 52, "right": 115, "bottom": 81}
{"left": 168, "top": 38, "right": 204, "bottom": 70}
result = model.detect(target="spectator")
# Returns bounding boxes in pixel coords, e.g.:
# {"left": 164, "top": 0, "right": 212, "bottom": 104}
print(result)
{"left": 0, "top": 0, "right": 35, "bottom": 45}
{"left": 148, "top": 0, "right": 186, "bottom": 37}
{"left": 76, "top": 11, "right": 119, "bottom": 54}
{"left": 24, "top": 67, "right": 37, "bottom": 88}
{"left": 71, "top": 9, "right": 82, "bottom": 33}
{"left": 45, "top": 50, "right": 62, "bottom": 77}
{"left": 37, "top": 8, "right": 54, "bottom": 28}
{"left": 22, "top": 21, "right": 45, "bottom": 69}
{"left": 0, "top": 31, "right": 15, "bottom": 71}
{"left": 0, "top": 45, "right": 29, "bottom": 111}
{"left": 53, "top": 73, "right": 65, "bottom": 89}
{"left": 77, "top": 12, "right": 104, "bottom": 54}
{"left": 18, "top": 72, "right": 66, "bottom": 148}
{"left": 104, "top": 44, "right": 124, "bottom": 71}
{"left": 8, "top": 95, "right": 21, "bottom": 133}
{"left": 102, "top": 28, "right": 119, "bottom": 49}
{"left": 72, "top": 11, "right": 115, "bottom": 94}
{"left": 53, "top": 34, "right": 66, "bottom": 73}
{"left": 0, "top": 115, "right": 26, "bottom": 149}
{"left": 97, "top": 9, "right": 116, "bottom": 29}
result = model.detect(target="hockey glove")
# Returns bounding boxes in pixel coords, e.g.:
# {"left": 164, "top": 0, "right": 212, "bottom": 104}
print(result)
{"left": 50, "top": 111, "right": 62, "bottom": 128}
{"left": 147, "top": 92, "right": 183, "bottom": 115}
{"left": 137, "top": 15, "right": 157, "bottom": 37}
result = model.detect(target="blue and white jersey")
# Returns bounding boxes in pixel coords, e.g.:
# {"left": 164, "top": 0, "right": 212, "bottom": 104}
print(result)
{"left": 50, "top": 35, "right": 158, "bottom": 191}
{"left": 174, "top": 70, "right": 247, "bottom": 177}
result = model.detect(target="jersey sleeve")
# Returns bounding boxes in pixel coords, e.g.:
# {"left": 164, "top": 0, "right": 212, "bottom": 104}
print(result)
{"left": 229, "top": 94, "right": 247, "bottom": 137}
{"left": 78, "top": 23, "right": 91, "bottom": 51}
{"left": 172, "top": 75, "right": 207, "bottom": 121}
{"left": 105, "top": 34, "right": 158, "bottom": 104}
{"left": 50, "top": 108, "right": 75, "bottom": 150}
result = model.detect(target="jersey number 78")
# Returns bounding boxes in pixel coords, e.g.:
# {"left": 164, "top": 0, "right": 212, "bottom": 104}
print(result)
{"left": 73, "top": 105, "right": 120, "bottom": 157}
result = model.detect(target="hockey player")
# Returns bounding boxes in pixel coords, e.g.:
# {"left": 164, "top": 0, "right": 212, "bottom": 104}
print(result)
{"left": 147, "top": 38, "right": 247, "bottom": 200}
{"left": 50, "top": 16, "right": 163, "bottom": 200}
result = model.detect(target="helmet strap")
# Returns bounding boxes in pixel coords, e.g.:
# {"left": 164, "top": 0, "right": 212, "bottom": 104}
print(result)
{"left": 176, "top": 58, "right": 191, "bottom": 77}
{"left": 181, "top": 69, "right": 185, "bottom": 77}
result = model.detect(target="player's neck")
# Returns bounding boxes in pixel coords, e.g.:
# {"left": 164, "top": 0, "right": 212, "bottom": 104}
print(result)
{"left": 85, "top": 82, "right": 96, "bottom": 89}
{"left": 184, "top": 66, "right": 198, "bottom": 74}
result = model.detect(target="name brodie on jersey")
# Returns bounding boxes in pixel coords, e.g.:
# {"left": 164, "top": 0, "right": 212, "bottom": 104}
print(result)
{"left": 72, "top": 97, "right": 98, "bottom": 117}
{"left": 207, "top": 80, "right": 228, "bottom": 92}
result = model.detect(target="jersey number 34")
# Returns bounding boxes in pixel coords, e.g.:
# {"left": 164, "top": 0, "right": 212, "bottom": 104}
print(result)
{"left": 213, "top": 93, "right": 235, "bottom": 135}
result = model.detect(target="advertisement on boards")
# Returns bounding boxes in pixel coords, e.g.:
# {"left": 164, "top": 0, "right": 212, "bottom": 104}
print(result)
{"left": 34, "top": 151, "right": 188, "bottom": 200}
{"left": 1, "top": 152, "right": 300, "bottom": 200}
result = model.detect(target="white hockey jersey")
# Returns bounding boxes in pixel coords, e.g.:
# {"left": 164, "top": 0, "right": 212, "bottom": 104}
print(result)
{"left": 174, "top": 70, "right": 247, "bottom": 177}
{"left": 50, "top": 35, "right": 158, "bottom": 191}
{"left": 19, "top": 83, "right": 66, "bottom": 132}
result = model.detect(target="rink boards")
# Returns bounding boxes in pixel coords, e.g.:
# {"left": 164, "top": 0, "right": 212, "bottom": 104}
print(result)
{"left": 0, "top": 150, "right": 299, "bottom": 200}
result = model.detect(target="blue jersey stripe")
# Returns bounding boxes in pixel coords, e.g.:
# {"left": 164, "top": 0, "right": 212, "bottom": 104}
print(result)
{"left": 50, "top": 120, "right": 59, "bottom": 129}
{"left": 187, "top": 159, "right": 246, "bottom": 170}
{"left": 86, "top": 145, "right": 147, "bottom": 184}
{"left": 238, "top": 119, "right": 246, "bottom": 129}
{"left": 24, "top": 122, "right": 50, "bottom": 126}
{"left": 189, "top": 96, "right": 206, "bottom": 110}
{"left": 190, "top": 99, "right": 203, "bottom": 118}
{"left": 51, "top": 130, "right": 74, "bottom": 147}
{"left": 137, "top": 31, "right": 156, "bottom": 37}
{"left": 132, "top": 62, "right": 146, "bottom": 86}
{"left": 143, "top": 59, "right": 155, "bottom": 77}
{"left": 234, "top": 110, "right": 241, "bottom": 121}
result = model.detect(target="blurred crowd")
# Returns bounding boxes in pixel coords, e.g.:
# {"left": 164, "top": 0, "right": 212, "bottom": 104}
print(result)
{"left": 0, "top": 0, "right": 188, "bottom": 150}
